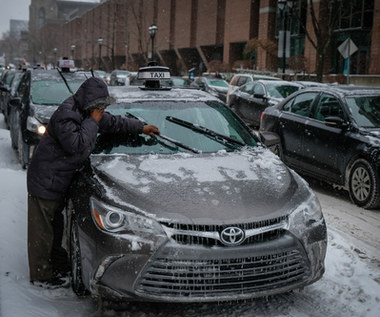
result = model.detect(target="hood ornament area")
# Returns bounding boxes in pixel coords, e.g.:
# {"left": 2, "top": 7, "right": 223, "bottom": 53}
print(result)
{"left": 220, "top": 226, "right": 245, "bottom": 246}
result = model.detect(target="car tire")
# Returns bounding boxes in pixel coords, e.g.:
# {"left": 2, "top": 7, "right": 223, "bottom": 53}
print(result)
{"left": 70, "top": 216, "right": 89, "bottom": 296}
{"left": 348, "top": 159, "right": 380, "bottom": 209}
{"left": 17, "top": 126, "right": 29, "bottom": 169}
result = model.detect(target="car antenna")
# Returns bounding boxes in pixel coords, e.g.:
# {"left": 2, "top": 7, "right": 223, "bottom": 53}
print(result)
{"left": 57, "top": 67, "right": 74, "bottom": 95}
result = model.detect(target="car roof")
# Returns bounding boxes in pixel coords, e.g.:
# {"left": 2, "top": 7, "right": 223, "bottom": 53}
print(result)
{"left": 255, "top": 79, "right": 302, "bottom": 86}
{"left": 108, "top": 85, "right": 222, "bottom": 103}
{"left": 232, "top": 73, "right": 281, "bottom": 80}
{"left": 298, "top": 85, "right": 380, "bottom": 97}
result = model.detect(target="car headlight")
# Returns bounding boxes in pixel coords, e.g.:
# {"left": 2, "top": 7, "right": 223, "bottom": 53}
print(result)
{"left": 287, "top": 190, "right": 325, "bottom": 237}
{"left": 90, "top": 197, "right": 165, "bottom": 235}
{"left": 26, "top": 116, "right": 46, "bottom": 135}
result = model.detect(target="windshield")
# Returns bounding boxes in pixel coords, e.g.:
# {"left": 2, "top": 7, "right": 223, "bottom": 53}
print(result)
{"left": 266, "top": 84, "right": 300, "bottom": 99}
{"left": 345, "top": 95, "right": 380, "bottom": 128}
{"left": 94, "top": 100, "right": 257, "bottom": 155}
{"left": 30, "top": 72, "right": 88, "bottom": 105}
{"left": 207, "top": 78, "right": 228, "bottom": 88}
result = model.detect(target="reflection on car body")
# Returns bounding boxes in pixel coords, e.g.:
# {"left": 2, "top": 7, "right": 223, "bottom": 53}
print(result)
{"left": 66, "top": 66, "right": 327, "bottom": 303}
{"left": 260, "top": 85, "right": 380, "bottom": 209}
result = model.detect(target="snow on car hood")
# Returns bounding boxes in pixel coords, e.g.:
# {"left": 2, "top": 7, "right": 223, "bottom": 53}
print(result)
{"left": 90, "top": 148, "right": 311, "bottom": 224}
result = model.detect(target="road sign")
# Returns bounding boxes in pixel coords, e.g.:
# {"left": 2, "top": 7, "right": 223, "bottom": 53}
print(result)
{"left": 338, "top": 38, "right": 358, "bottom": 59}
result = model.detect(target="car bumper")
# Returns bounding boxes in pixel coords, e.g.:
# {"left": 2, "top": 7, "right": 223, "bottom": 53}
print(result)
{"left": 80, "top": 223, "right": 326, "bottom": 303}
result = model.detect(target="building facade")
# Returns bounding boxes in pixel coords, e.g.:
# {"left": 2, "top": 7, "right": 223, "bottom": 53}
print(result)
{"left": 30, "top": 0, "right": 380, "bottom": 81}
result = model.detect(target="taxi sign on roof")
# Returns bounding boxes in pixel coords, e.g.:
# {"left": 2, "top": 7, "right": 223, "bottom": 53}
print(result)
{"left": 138, "top": 66, "right": 170, "bottom": 80}
{"left": 58, "top": 59, "right": 75, "bottom": 68}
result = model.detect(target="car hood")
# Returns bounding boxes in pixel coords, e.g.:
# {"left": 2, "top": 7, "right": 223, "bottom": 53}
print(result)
{"left": 90, "top": 148, "right": 311, "bottom": 224}
{"left": 31, "top": 104, "right": 58, "bottom": 124}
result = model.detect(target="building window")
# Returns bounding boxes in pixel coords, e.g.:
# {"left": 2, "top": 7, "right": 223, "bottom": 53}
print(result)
{"left": 332, "top": 0, "right": 374, "bottom": 74}
{"left": 39, "top": 8, "right": 46, "bottom": 28}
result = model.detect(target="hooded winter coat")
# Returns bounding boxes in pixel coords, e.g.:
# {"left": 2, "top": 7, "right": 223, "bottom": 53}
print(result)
{"left": 27, "top": 77, "right": 144, "bottom": 200}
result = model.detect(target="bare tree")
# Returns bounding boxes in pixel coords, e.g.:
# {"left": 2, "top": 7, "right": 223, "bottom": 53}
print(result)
{"left": 302, "top": 0, "right": 343, "bottom": 82}
{"left": 126, "top": 0, "right": 151, "bottom": 65}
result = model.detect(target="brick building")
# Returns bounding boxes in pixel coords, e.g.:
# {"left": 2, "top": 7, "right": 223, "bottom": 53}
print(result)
{"left": 30, "top": 0, "right": 380, "bottom": 80}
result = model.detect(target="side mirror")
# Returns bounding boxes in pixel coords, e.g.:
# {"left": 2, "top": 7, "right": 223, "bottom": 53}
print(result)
{"left": 253, "top": 93, "right": 266, "bottom": 99}
{"left": 325, "top": 116, "right": 348, "bottom": 129}
{"left": 259, "top": 131, "right": 280, "bottom": 147}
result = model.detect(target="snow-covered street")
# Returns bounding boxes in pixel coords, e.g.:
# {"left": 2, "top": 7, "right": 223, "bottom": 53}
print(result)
{"left": 0, "top": 113, "right": 379, "bottom": 317}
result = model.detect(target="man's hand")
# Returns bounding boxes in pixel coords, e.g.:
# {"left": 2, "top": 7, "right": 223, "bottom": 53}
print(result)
{"left": 90, "top": 109, "right": 104, "bottom": 122}
{"left": 142, "top": 125, "right": 160, "bottom": 137}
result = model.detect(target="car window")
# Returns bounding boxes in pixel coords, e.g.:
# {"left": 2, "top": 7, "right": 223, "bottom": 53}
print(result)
{"left": 207, "top": 78, "right": 228, "bottom": 88}
{"left": 95, "top": 100, "right": 257, "bottom": 155}
{"left": 253, "top": 83, "right": 265, "bottom": 95}
{"left": 284, "top": 92, "right": 318, "bottom": 117}
{"left": 266, "top": 84, "right": 300, "bottom": 98}
{"left": 241, "top": 82, "right": 254, "bottom": 93}
{"left": 313, "top": 94, "right": 344, "bottom": 121}
{"left": 31, "top": 79, "right": 84, "bottom": 105}
{"left": 345, "top": 95, "right": 380, "bottom": 128}
{"left": 237, "top": 76, "right": 249, "bottom": 86}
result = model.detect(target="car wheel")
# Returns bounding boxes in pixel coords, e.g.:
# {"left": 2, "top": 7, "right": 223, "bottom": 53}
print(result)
{"left": 349, "top": 159, "right": 380, "bottom": 209}
{"left": 70, "top": 216, "right": 89, "bottom": 296}
{"left": 17, "top": 126, "right": 29, "bottom": 169}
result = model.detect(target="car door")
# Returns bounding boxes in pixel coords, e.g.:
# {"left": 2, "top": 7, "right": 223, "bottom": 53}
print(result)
{"left": 242, "top": 82, "right": 270, "bottom": 127}
{"left": 232, "top": 82, "right": 255, "bottom": 124}
{"left": 278, "top": 92, "right": 319, "bottom": 169}
{"left": 300, "top": 93, "right": 349, "bottom": 183}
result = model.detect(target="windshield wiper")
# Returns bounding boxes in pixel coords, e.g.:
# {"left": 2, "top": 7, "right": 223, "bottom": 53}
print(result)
{"left": 125, "top": 112, "right": 201, "bottom": 154}
{"left": 165, "top": 116, "right": 245, "bottom": 147}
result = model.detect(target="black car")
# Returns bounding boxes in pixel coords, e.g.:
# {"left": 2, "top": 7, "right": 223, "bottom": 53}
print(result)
{"left": 228, "top": 80, "right": 302, "bottom": 128}
{"left": 8, "top": 69, "right": 89, "bottom": 168}
{"left": 0, "top": 69, "right": 17, "bottom": 115}
{"left": 260, "top": 85, "right": 380, "bottom": 209}
{"left": 1, "top": 70, "right": 24, "bottom": 131}
{"left": 191, "top": 76, "right": 229, "bottom": 102}
{"left": 65, "top": 66, "right": 327, "bottom": 303}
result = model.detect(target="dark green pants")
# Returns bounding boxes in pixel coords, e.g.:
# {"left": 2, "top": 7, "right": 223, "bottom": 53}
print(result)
{"left": 27, "top": 194, "right": 67, "bottom": 282}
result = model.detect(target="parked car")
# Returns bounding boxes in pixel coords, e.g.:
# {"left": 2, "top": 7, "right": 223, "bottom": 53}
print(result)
{"left": 0, "top": 69, "right": 17, "bottom": 114}
{"left": 260, "top": 85, "right": 380, "bottom": 209}
{"left": 109, "top": 70, "right": 133, "bottom": 86}
{"left": 228, "top": 80, "right": 302, "bottom": 128}
{"left": 66, "top": 65, "right": 327, "bottom": 303}
{"left": 1, "top": 70, "right": 24, "bottom": 131}
{"left": 8, "top": 69, "right": 89, "bottom": 168}
{"left": 227, "top": 73, "right": 281, "bottom": 104}
{"left": 191, "top": 76, "right": 229, "bottom": 102}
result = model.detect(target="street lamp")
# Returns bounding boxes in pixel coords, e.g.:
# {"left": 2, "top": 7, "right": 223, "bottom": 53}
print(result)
{"left": 148, "top": 25, "right": 158, "bottom": 62}
{"left": 53, "top": 47, "right": 57, "bottom": 67}
{"left": 98, "top": 37, "right": 103, "bottom": 70}
{"left": 71, "top": 44, "right": 76, "bottom": 60}
{"left": 278, "top": 0, "right": 294, "bottom": 77}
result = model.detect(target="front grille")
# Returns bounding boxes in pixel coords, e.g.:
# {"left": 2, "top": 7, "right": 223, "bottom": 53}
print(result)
{"left": 137, "top": 249, "right": 308, "bottom": 299}
{"left": 161, "top": 216, "right": 288, "bottom": 247}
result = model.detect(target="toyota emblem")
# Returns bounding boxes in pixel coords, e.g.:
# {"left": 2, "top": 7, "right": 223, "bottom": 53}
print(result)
{"left": 220, "top": 226, "right": 245, "bottom": 246}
